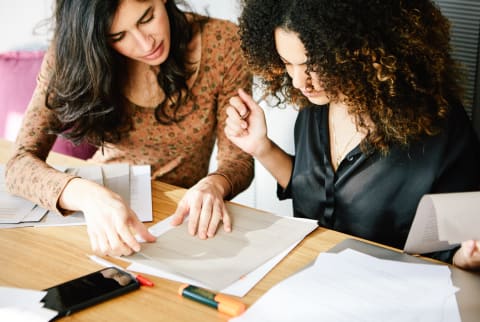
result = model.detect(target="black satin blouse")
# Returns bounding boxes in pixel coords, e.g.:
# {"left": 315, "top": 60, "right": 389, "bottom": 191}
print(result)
{"left": 278, "top": 103, "right": 480, "bottom": 262}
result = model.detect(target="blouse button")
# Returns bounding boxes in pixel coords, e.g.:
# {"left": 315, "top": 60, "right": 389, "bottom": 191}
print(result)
{"left": 347, "top": 156, "right": 355, "bottom": 162}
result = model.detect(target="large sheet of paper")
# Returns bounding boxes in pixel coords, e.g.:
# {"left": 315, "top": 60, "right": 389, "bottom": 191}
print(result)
{"left": 232, "top": 249, "right": 460, "bottom": 322}
{"left": 125, "top": 203, "right": 318, "bottom": 291}
{"left": 127, "top": 216, "right": 300, "bottom": 297}
{"left": 404, "top": 192, "right": 479, "bottom": 254}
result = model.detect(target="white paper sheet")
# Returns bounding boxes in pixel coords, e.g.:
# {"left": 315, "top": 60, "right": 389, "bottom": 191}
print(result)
{"left": 74, "top": 165, "right": 104, "bottom": 185}
{"left": 432, "top": 192, "right": 480, "bottom": 243}
{"left": 231, "top": 249, "right": 460, "bottom": 322}
{"left": 102, "top": 163, "right": 130, "bottom": 203}
{"left": 0, "top": 166, "right": 37, "bottom": 223}
{"left": 129, "top": 165, "right": 153, "bottom": 222}
{"left": 0, "top": 286, "right": 57, "bottom": 322}
{"left": 404, "top": 192, "right": 479, "bottom": 254}
{"left": 0, "top": 164, "right": 152, "bottom": 227}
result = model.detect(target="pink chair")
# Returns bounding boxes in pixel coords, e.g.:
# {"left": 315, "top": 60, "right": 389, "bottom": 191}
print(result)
{"left": 0, "top": 51, "right": 96, "bottom": 159}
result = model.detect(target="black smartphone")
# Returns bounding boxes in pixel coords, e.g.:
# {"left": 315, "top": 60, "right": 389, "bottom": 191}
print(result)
{"left": 41, "top": 267, "right": 140, "bottom": 319}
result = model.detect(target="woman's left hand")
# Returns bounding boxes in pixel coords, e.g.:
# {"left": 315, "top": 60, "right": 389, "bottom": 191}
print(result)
{"left": 453, "top": 240, "right": 480, "bottom": 270}
{"left": 171, "top": 175, "right": 231, "bottom": 239}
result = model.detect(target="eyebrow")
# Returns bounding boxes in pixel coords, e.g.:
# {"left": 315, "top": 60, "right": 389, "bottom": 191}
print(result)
{"left": 108, "top": 6, "right": 153, "bottom": 37}
{"left": 138, "top": 6, "right": 154, "bottom": 23}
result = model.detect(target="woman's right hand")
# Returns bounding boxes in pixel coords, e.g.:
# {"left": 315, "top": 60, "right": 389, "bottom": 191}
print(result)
{"left": 59, "top": 178, "right": 156, "bottom": 256}
{"left": 225, "top": 89, "right": 271, "bottom": 158}
{"left": 226, "top": 89, "right": 294, "bottom": 188}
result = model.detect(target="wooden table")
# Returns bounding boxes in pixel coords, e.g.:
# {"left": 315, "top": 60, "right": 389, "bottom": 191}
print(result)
{"left": 4, "top": 138, "right": 480, "bottom": 322}
{"left": 0, "top": 139, "right": 353, "bottom": 321}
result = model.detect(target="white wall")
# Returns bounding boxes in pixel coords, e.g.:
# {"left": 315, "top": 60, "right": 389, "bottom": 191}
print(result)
{"left": 254, "top": 98, "right": 296, "bottom": 217}
{"left": 0, "top": 0, "right": 296, "bottom": 216}
{"left": 184, "top": 0, "right": 243, "bottom": 23}
{"left": 0, "top": 0, "right": 52, "bottom": 52}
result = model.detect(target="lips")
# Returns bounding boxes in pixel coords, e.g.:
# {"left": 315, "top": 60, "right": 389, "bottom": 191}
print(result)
{"left": 301, "top": 90, "right": 322, "bottom": 98}
{"left": 143, "top": 42, "right": 164, "bottom": 60}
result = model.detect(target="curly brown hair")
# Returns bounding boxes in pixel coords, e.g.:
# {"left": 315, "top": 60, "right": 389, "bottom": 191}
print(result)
{"left": 239, "top": 0, "right": 465, "bottom": 152}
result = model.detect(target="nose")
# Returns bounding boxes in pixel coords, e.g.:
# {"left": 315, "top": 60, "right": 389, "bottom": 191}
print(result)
{"left": 131, "top": 29, "right": 153, "bottom": 52}
{"left": 290, "top": 65, "right": 310, "bottom": 90}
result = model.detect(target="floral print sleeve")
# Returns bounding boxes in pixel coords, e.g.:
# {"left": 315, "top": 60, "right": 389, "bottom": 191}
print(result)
{"left": 208, "top": 20, "right": 254, "bottom": 197}
{"left": 4, "top": 46, "right": 78, "bottom": 213}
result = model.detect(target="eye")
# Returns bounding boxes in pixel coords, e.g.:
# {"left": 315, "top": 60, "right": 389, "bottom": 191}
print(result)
{"left": 139, "top": 11, "right": 154, "bottom": 24}
{"left": 109, "top": 32, "right": 125, "bottom": 43}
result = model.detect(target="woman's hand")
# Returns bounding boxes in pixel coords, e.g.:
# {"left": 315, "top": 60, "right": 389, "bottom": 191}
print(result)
{"left": 60, "top": 178, "right": 156, "bottom": 256}
{"left": 171, "top": 175, "right": 231, "bottom": 239}
{"left": 453, "top": 240, "right": 480, "bottom": 270}
{"left": 224, "top": 89, "right": 271, "bottom": 158}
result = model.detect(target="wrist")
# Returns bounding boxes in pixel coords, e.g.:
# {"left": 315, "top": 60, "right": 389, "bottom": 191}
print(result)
{"left": 252, "top": 138, "right": 273, "bottom": 159}
{"left": 58, "top": 177, "right": 92, "bottom": 211}
{"left": 205, "top": 172, "right": 233, "bottom": 199}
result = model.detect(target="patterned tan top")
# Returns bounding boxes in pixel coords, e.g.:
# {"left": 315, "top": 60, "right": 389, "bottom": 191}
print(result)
{"left": 5, "top": 18, "right": 253, "bottom": 213}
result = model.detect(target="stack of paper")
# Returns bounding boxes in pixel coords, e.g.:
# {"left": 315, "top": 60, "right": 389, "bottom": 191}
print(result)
{"left": 232, "top": 249, "right": 460, "bottom": 322}
{"left": 0, "top": 287, "right": 57, "bottom": 322}
{"left": 0, "top": 163, "right": 152, "bottom": 228}
{"left": 124, "top": 204, "right": 318, "bottom": 296}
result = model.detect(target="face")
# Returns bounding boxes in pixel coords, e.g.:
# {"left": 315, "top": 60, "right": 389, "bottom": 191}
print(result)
{"left": 274, "top": 28, "right": 329, "bottom": 105}
{"left": 109, "top": 0, "right": 171, "bottom": 66}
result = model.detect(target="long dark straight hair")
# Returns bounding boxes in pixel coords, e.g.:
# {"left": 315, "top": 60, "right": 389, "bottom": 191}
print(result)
{"left": 46, "top": 0, "right": 204, "bottom": 146}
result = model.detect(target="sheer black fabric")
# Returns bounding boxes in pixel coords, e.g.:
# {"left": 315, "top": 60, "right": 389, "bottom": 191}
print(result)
{"left": 278, "top": 103, "right": 480, "bottom": 262}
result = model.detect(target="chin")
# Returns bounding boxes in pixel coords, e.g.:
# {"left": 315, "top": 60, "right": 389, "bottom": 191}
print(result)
{"left": 142, "top": 54, "right": 168, "bottom": 66}
{"left": 307, "top": 96, "right": 330, "bottom": 106}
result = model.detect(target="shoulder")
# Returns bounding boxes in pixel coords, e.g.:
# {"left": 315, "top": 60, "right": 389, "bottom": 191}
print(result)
{"left": 199, "top": 17, "right": 240, "bottom": 46}
{"left": 446, "top": 103, "right": 472, "bottom": 124}
{"left": 442, "top": 104, "right": 477, "bottom": 141}
{"left": 410, "top": 104, "right": 480, "bottom": 162}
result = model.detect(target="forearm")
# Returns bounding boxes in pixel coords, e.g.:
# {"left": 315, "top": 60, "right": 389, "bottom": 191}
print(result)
{"left": 5, "top": 150, "right": 77, "bottom": 213}
{"left": 254, "top": 139, "right": 293, "bottom": 189}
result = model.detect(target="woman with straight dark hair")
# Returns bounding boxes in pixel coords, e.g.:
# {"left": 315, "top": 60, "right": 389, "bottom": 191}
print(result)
{"left": 226, "top": 0, "right": 480, "bottom": 269}
{"left": 5, "top": 0, "right": 253, "bottom": 256}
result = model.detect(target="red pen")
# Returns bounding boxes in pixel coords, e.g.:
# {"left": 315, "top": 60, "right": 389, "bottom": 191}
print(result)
{"left": 88, "top": 255, "right": 154, "bottom": 287}
{"left": 134, "top": 274, "right": 154, "bottom": 287}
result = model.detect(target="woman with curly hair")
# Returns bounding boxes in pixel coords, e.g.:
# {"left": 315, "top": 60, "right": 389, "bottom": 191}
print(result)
{"left": 225, "top": 0, "right": 480, "bottom": 269}
{"left": 5, "top": 0, "right": 253, "bottom": 256}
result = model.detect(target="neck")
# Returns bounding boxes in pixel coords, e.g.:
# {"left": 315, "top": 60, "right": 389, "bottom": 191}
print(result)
{"left": 124, "top": 62, "right": 164, "bottom": 108}
{"left": 328, "top": 102, "right": 364, "bottom": 170}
